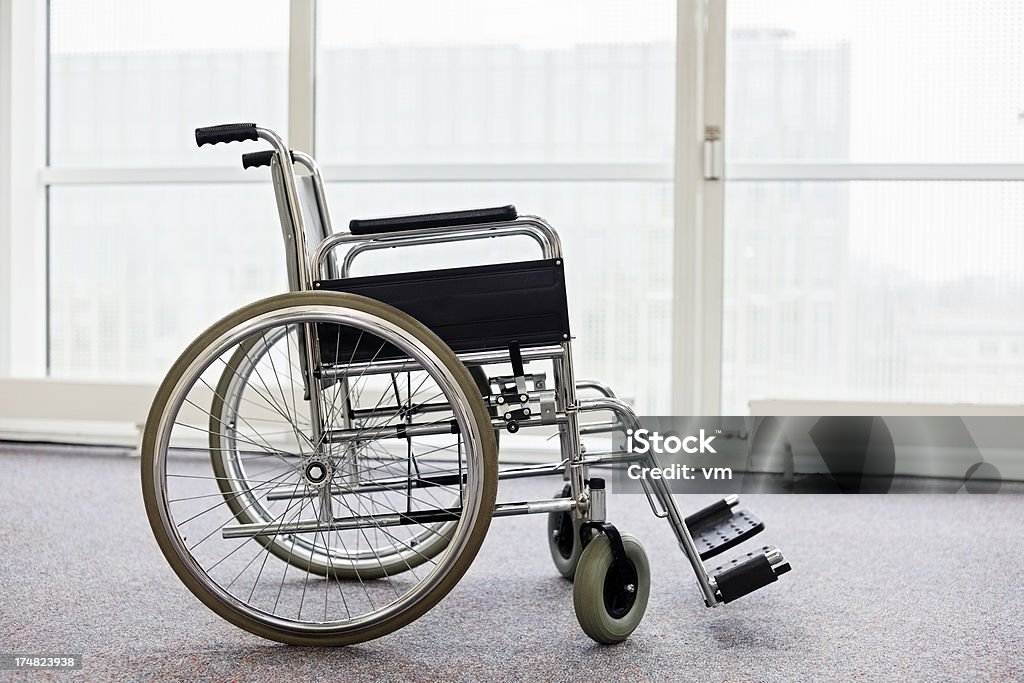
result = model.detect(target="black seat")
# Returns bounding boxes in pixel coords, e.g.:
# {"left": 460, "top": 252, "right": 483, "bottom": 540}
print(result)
{"left": 349, "top": 205, "right": 518, "bottom": 235}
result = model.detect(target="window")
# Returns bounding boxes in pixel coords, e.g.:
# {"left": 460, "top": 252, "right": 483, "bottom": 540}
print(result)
{"left": 315, "top": 1, "right": 675, "bottom": 165}
{"left": 19, "top": 0, "right": 1017, "bottom": 421}
{"left": 316, "top": 1, "right": 676, "bottom": 412}
{"left": 49, "top": 1, "right": 289, "bottom": 168}
{"left": 721, "top": 0, "right": 1024, "bottom": 413}
{"left": 47, "top": 1, "right": 289, "bottom": 380}
{"left": 48, "top": 184, "right": 282, "bottom": 380}
{"left": 39, "top": 0, "right": 677, "bottom": 411}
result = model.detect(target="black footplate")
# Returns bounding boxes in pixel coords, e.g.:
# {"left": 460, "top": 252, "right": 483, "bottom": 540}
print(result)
{"left": 713, "top": 546, "right": 791, "bottom": 603}
{"left": 685, "top": 498, "right": 765, "bottom": 561}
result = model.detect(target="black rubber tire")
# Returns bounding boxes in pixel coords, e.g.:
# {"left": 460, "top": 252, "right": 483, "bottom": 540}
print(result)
{"left": 572, "top": 533, "right": 651, "bottom": 644}
{"left": 468, "top": 366, "right": 501, "bottom": 450}
{"left": 547, "top": 485, "right": 584, "bottom": 579}
{"left": 142, "top": 291, "right": 498, "bottom": 646}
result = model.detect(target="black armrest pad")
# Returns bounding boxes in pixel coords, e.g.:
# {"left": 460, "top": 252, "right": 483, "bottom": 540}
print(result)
{"left": 349, "top": 205, "right": 517, "bottom": 235}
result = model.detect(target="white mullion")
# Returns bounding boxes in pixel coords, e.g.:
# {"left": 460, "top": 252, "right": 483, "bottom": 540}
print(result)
{"left": 40, "top": 161, "right": 1024, "bottom": 187}
{"left": 289, "top": 0, "right": 316, "bottom": 154}
{"left": 40, "top": 163, "right": 675, "bottom": 185}
{"left": 1, "top": 0, "right": 47, "bottom": 378}
{"left": 727, "top": 162, "right": 1024, "bottom": 182}
{"left": 700, "top": 0, "right": 726, "bottom": 414}
{"left": 672, "top": 0, "right": 718, "bottom": 415}
{"left": 0, "top": 0, "right": 12, "bottom": 376}
{"left": 40, "top": 166, "right": 258, "bottom": 185}
{"left": 319, "top": 162, "right": 672, "bottom": 183}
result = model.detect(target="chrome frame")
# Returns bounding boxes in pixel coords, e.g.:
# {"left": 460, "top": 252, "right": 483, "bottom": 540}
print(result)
{"left": 250, "top": 128, "right": 724, "bottom": 606}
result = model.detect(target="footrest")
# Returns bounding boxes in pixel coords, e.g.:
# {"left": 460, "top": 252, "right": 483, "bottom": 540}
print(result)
{"left": 713, "top": 546, "right": 791, "bottom": 603}
{"left": 685, "top": 498, "right": 765, "bottom": 561}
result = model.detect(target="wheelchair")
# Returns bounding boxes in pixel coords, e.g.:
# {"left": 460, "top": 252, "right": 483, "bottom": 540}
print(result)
{"left": 140, "top": 123, "right": 791, "bottom": 646}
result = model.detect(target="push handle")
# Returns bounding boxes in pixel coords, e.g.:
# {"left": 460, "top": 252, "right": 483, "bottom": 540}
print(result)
{"left": 241, "top": 149, "right": 295, "bottom": 169}
{"left": 195, "top": 123, "right": 259, "bottom": 147}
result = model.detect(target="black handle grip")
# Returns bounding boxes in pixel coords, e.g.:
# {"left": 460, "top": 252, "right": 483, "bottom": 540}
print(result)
{"left": 241, "top": 149, "right": 295, "bottom": 169}
{"left": 195, "top": 123, "right": 258, "bottom": 147}
{"left": 242, "top": 150, "right": 273, "bottom": 169}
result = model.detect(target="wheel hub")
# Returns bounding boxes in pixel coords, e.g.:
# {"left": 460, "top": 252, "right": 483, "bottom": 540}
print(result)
{"left": 303, "top": 459, "right": 330, "bottom": 486}
{"left": 603, "top": 557, "right": 639, "bottom": 619}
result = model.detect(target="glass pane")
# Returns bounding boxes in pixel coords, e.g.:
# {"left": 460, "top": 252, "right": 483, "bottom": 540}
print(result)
{"left": 316, "top": 0, "right": 675, "bottom": 164}
{"left": 49, "top": 185, "right": 285, "bottom": 380}
{"left": 49, "top": 0, "right": 288, "bottom": 167}
{"left": 325, "top": 181, "right": 674, "bottom": 413}
{"left": 727, "top": 0, "right": 1024, "bottom": 162}
{"left": 722, "top": 181, "right": 1024, "bottom": 413}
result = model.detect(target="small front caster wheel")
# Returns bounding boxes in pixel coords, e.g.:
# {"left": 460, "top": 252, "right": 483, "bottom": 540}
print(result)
{"left": 547, "top": 485, "right": 584, "bottom": 579}
{"left": 572, "top": 533, "right": 650, "bottom": 644}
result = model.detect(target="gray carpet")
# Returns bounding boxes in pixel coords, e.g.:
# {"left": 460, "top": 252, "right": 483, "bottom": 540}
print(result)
{"left": 1, "top": 443, "right": 1022, "bottom": 682}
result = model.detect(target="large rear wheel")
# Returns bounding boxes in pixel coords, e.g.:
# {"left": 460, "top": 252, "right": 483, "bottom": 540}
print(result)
{"left": 142, "top": 291, "right": 497, "bottom": 645}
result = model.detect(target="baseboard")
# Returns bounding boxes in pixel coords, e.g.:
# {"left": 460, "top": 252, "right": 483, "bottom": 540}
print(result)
{"left": 0, "top": 419, "right": 140, "bottom": 448}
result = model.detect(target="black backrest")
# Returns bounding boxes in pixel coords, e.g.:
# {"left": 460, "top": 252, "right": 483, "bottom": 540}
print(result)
{"left": 314, "top": 259, "right": 569, "bottom": 363}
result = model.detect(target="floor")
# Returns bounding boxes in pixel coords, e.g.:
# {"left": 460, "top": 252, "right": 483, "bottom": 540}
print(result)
{"left": 1, "top": 443, "right": 1022, "bottom": 682}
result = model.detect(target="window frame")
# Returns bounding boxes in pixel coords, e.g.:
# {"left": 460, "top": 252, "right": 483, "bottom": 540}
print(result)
{"left": 713, "top": 0, "right": 1024, "bottom": 413}
{"left": 0, "top": 0, "right": 47, "bottom": 380}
